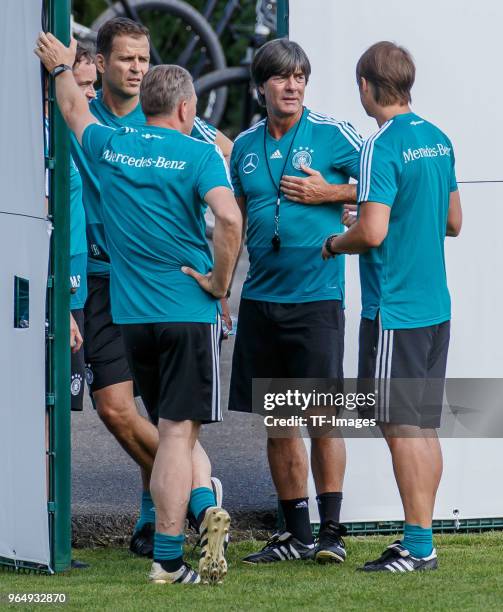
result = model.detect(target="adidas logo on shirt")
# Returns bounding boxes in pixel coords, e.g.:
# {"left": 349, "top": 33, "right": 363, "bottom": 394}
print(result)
{"left": 270, "top": 149, "right": 283, "bottom": 159}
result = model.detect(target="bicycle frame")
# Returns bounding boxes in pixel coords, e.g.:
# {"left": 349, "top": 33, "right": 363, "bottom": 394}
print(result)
{"left": 183, "top": 0, "right": 240, "bottom": 75}
{"left": 213, "top": 0, "right": 241, "bottom": 36}
{"left": 176, "top": 0, "right": 216, "bottom": 70}
{"left": 105, "top": 0, "right": 235, "bottom": 75}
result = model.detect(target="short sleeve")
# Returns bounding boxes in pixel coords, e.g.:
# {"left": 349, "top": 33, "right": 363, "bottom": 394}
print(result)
{"left": 229, "top": 147, "right": 244, "bottom": 198}
{"left": 357, "top": 136, "right": 399, "bottom": 206}
{"left": 196, "top": 145, "right": 233, "bottom": 200}
{"left": 191, "top": 117, "right": 217, "bottom": 144}
{"left": 449, "top": 147, "right": 458, "bottom": 192}
{"left": 82, "top": 123, "right": 115, "bottom": 160}
{"left": 331, "top": 121, "right": 363, "bottom": 180}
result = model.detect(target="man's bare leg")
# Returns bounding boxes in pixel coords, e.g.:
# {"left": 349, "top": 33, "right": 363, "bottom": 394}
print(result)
{"left": 93, "top": 381, "right": 158, "bottom": 554}
{"left": 305, "top": 433, "right": 347, "bottom": 564}
{"left": 150, "top": 419, "right": 198, "bottom": 535}
{"left": 93, "top": 382, "right": 212, "bottom": 484}
{"left": 191, "top": 441, "right": 213, "bottom": 490}
{"left": 94, "top": 381, "right": 213, "bottom": 548}
{"left": 267, "top": 437, "right": 313, "bottom": 546}
{"left": 149, "top": 420, "right": 229, "bottom": 584}
{"left": 310, "top": 435, "right": 346, "bottom": 528}
{"left": 311, "top": 436, "right": 346, "bottom": 493}
{"left": 148, "top": 419, "right": 197, "bottom": 581}
{"left": 93, "top": 381, "right": 157, "bottom": 471}
{"left": 267, "top": 437, "right": 308, "bottom": 499}
{"left": 384, "top": 425, "right": 443, "bottom": 527}
{"left": 368, "top": 423, "right": 442, "bottom": 565}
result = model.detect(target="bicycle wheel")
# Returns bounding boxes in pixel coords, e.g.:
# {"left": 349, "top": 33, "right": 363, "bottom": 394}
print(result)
{"left": 92, "top": 0, "right": 226, "bottom": 77}
{"left": 194, "top": 66, "right": 265, "bottom": 136}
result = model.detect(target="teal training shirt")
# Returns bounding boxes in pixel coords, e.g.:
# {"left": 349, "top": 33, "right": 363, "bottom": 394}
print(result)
{"left": 357, "top": 112, "right": 458, "bottom": 329}
{"left": 81, "top": 122, "right": 232, "bottom": 324}
{"left": 71, "top": 90, "right": 217, "bottom": 277}
{"left": 230, "top": 107, "right": 361, "bottom": 303}
{"left": 69, "top": 155, "right": 88, "bottom": 310}
{"left": 45, "top": 118, "right": 87, "bottom": 309}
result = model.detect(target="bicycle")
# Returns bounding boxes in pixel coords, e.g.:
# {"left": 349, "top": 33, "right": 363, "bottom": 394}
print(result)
{"left": 73, "top": 0, "right": 229, "bottom": 120}
{"left": 194, "top": 0, "right": 276, "bottom": 135}
{"left": 73, "top": 0, "right": 275, "bottom": 130}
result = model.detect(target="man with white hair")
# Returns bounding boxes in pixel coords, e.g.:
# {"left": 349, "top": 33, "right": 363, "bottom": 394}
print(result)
{"left": 35, "top": 33, "right": 241, "bottom": 585}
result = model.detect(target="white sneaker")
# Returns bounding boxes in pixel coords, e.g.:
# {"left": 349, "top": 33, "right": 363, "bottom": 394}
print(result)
{"left": 149, "top": 561, "right": 200, "bottom": 584}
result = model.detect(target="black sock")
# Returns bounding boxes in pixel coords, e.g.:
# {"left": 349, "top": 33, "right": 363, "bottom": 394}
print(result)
{"left": 280, "top": 498, "right": 313, "bottom": 545}
{"left": 316, "top": 492, "right": 343, "bottom": 525}
{"left": 157, "top": 556, "right": 184, "bottom": 573}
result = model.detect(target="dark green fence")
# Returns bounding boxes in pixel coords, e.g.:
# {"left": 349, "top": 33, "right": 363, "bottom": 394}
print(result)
{"left": 46, "top": 0, "right": 72, "bottom": 574}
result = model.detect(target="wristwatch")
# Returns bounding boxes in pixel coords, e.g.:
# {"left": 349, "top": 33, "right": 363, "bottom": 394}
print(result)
{"left": 50, "top": 64, "right": 72, "bottom": 78}
{"left": 325, "top": 233, "right": 341, "bottom": 256}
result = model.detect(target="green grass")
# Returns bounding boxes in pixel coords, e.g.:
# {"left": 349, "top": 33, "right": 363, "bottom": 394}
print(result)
{"left": 1, "top": 533, "right": 502, "bottom": 611}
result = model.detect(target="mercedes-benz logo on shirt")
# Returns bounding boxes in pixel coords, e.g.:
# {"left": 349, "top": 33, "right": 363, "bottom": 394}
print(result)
{"left": 242, "top": 153, "right": 259, "bottom": 174}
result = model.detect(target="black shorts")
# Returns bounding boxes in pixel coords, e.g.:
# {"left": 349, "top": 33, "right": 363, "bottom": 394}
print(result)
{"left": 83, "top": 275, "right": 133, "bottom": 393}
{"left": 358, "top": 314, "right": 450, "bottom": 428}
{"left": 229, "top": 298, "right": 345, "bottom": 413}
{"left": 121, "top": 319, "right": 222, "bottom": 425}
{"left": 70, "top": 308, "right": 85, "bottom": 412}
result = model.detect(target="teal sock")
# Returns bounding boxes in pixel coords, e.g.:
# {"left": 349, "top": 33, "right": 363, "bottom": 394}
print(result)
{"left": 135, "top": 491, "right": 155, "bottom": 531}
{"left": 189, "top": 487, "right": 216, "bottom": 526}
{"left": 401, "top": 523, "right": 433, "bottom": 558}
{"left": 154, "top": 533, "right": 184, "bottom": 571}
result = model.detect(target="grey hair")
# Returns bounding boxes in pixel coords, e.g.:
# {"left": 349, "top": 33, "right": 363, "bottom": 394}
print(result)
{"left": 140, "top": 64, "right": 194, "bottom": 117}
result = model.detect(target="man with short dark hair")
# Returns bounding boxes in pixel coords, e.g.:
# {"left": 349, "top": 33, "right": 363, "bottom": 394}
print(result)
{"left": 228, "top": 38, "right": 362, "bottom": 564}
{"left": 67, "top": 17, "right": 232, "bottom": 556}
{"left": 322, "top": 41, "right": 462, "bottom": 572}
{"left": 36, "top": 34, "right": 241, "bottom": 584}
{"left": 73, "top": 44, "right": 96, "bottom": 101}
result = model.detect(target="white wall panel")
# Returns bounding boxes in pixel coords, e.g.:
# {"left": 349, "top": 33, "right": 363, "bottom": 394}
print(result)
{"left": 0, "top": 214, "right": 50, "bottom": 565}
{"left": 290, "top": 0, "right": 503, "bottom": 523}
{"left": 0, "top": 0, "right": 46, "bottom": 217}
{"left": 290, "top": 0, "right": 503, "bottom": 182}
{"left": 0, "top": 0, "right": 50, "bottom": 566}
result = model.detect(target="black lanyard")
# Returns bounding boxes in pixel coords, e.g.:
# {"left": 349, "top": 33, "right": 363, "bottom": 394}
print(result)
{"left": 263, "top": 110, "right": 304, "bottom": 251}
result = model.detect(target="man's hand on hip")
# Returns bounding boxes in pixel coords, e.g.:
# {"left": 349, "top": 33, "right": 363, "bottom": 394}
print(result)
{"left": 181, "top": 267, "right": 227, "bottom": 299}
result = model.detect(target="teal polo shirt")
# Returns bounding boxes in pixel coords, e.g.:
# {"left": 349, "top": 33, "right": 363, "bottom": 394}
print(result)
{"left": 230, "top": 107, "right": 362, "bottom": 303}
{"left": 71, "top": 90, "right": 217, "bottom": 277}
{"left": 81, "top": 122, "right": 232, "bottom": 324}
{"left": 358, "top": 112, "right": 458, "bottom": 329}
{"left": 69, "top": 155, "right": 87, "bottom": 310}
{"left": 45, "top": 118, "right": 87, "bottom": 309}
